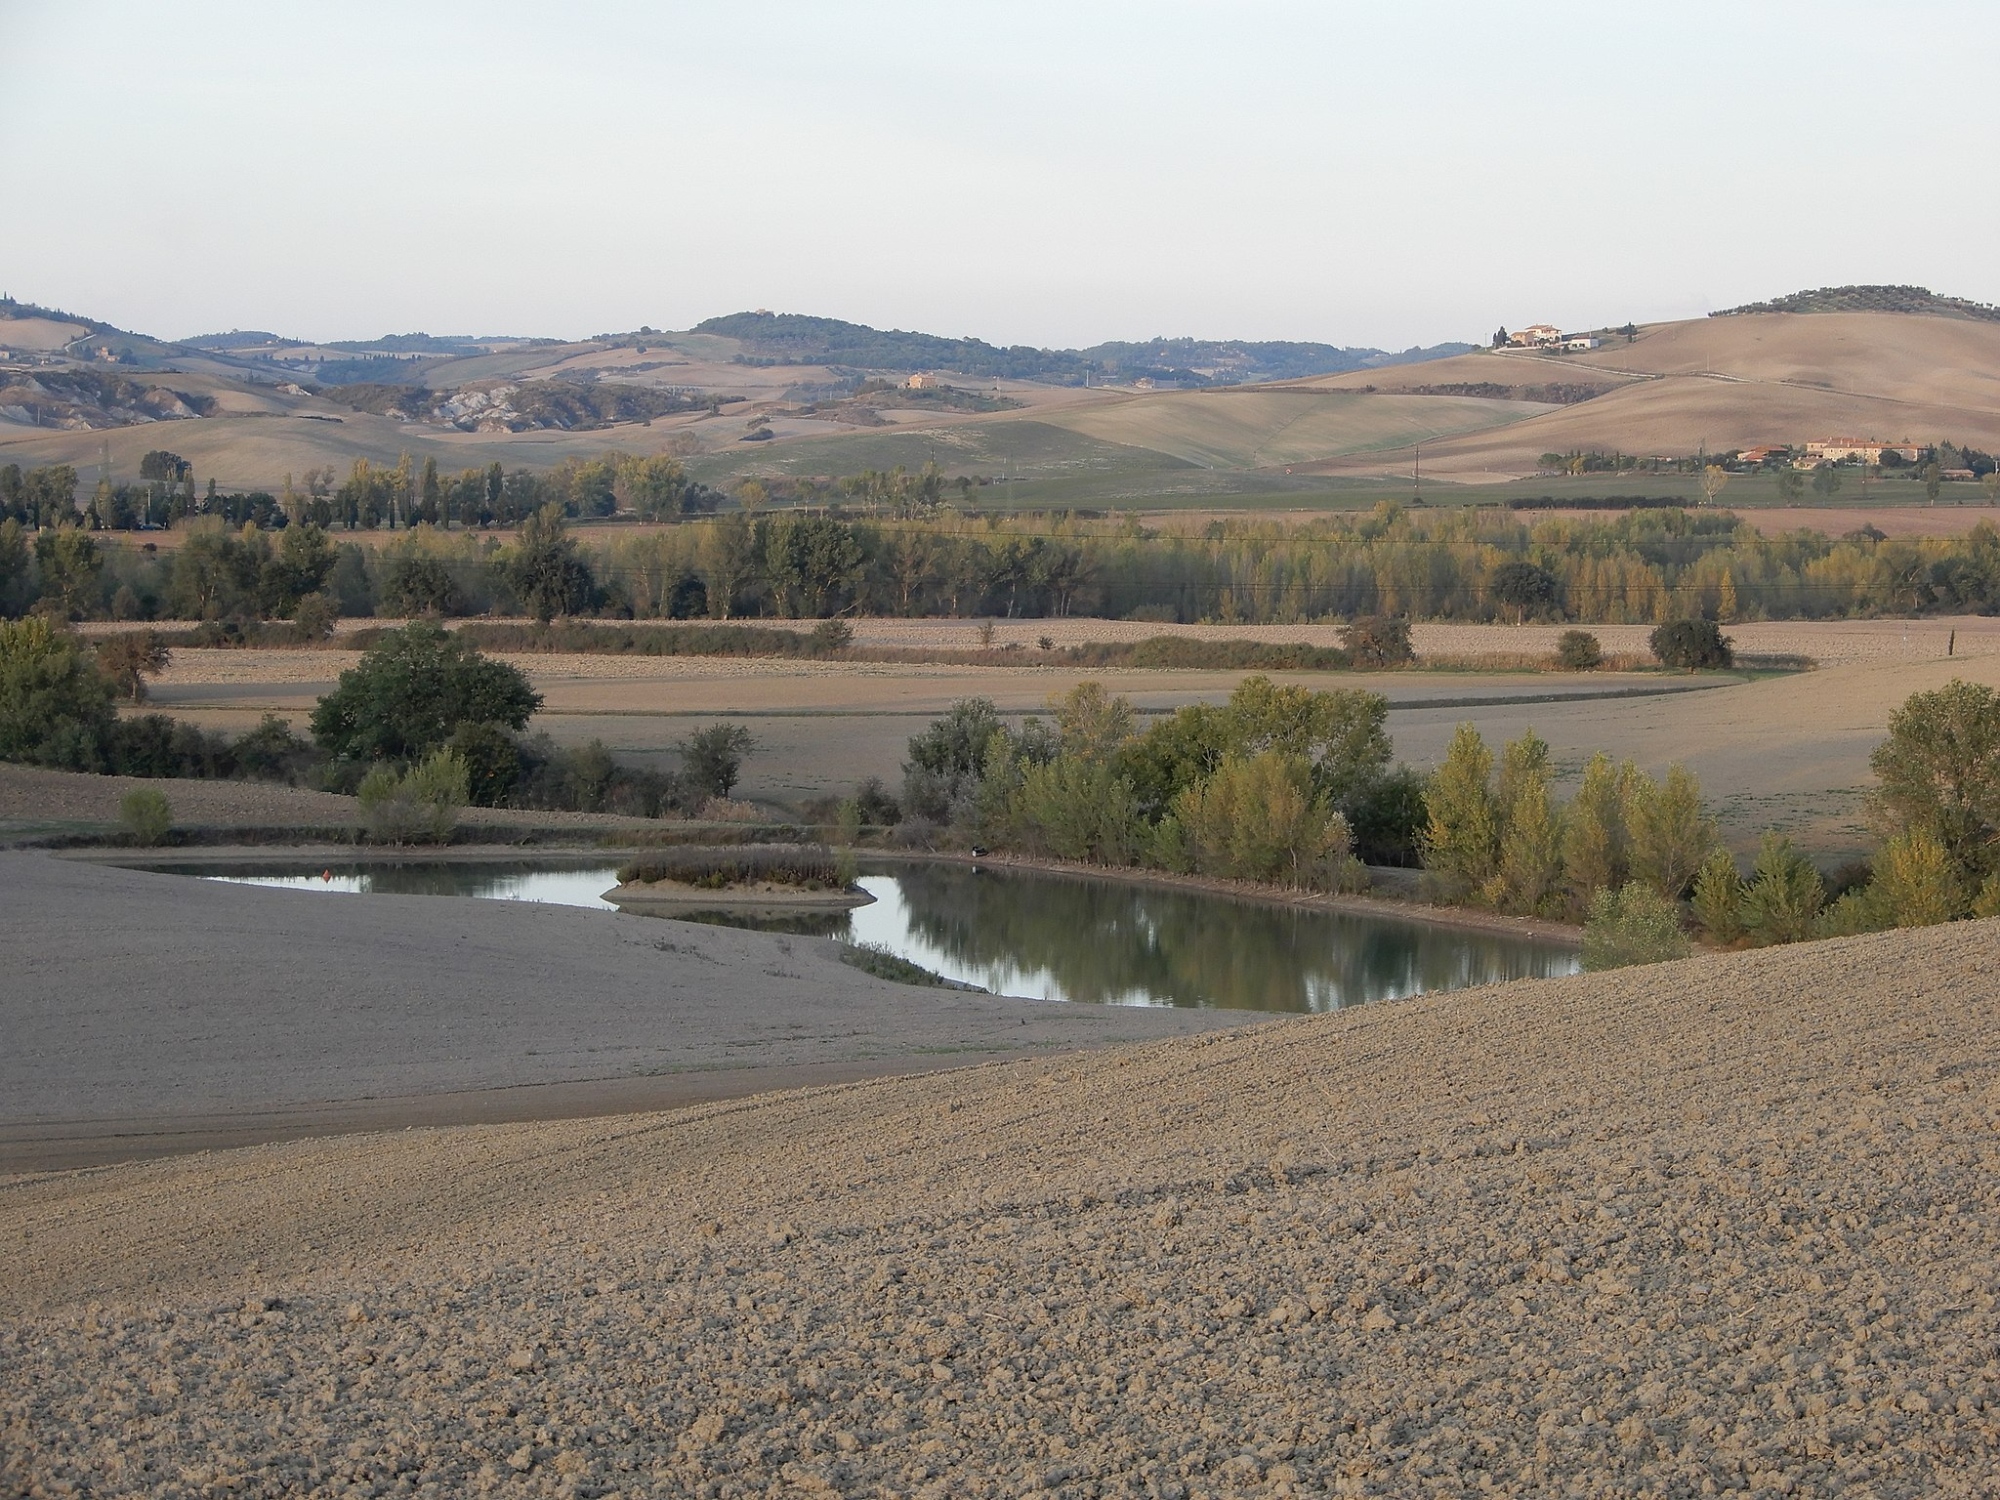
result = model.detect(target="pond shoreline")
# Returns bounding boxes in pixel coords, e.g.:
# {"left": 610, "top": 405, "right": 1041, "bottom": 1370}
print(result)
{"left": 863, "top": 848, "right": 1585, "bottom": 946}
{"left": 68, "top": 840, "right": 1584, "bottom": 945}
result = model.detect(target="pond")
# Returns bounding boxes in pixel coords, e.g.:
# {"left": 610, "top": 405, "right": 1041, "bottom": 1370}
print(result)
{"left": 154, "top": 858, "right": 1578, "bottom": 1014}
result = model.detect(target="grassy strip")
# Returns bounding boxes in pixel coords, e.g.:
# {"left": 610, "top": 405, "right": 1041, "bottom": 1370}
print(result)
{"left": 1060, "top": 636, "right": 1355, "bottom": 670}
{"left": 839, "top": 943, "right": 945, "bottom": 987}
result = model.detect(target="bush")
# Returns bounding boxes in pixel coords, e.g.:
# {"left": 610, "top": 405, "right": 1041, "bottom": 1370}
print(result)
{"left": 1555, "top": 629, "right": 1603, "bottom": 671}
{"left": 311, "top": 621, "right": 541, "bottom": 762}
{"left": 1582, "top": 882, "right": 1690, "bottom": 970}
{"left": 1344, "top": 615, "right": 1415, "bottom": 668}
{"left": 1650, "top": 619, "right": 1733, "bottom": 670}
{"left": 357, "top": 748, "right": 469, "bottom": 844}
{"left": 118, "top": 787, "right": 173, "bottom": 846}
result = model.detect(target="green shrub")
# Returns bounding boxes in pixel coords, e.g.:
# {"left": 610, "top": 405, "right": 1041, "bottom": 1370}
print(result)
{"left": 1555, "top": 630, "right": 1603, "bottom": 670}
{"left": 1582, "top": 882, "right": 1690, "bottom": 970}
{"left": 118, "top": 786, "right": 173, "bottom": 846}
{"left": 1690, "top": 848, "right": 1746, "bottom": 943}
{"left": 1649, "top": 619, "right": 1733, "bottom": 670}
{"left": 357, "top": 748, "right": 469, "bottom": 844}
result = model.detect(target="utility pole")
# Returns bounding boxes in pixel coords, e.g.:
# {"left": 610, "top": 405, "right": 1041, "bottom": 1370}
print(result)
{"left": 1414, "top": 443, "right": 1422, "bottom": 504}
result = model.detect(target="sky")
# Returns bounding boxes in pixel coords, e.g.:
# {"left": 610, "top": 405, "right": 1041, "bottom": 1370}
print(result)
{"left": 4, "top": 0, "right": 1998, "bottom": 351}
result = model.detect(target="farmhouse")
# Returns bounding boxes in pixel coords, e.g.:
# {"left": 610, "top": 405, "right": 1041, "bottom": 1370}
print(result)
{"left": 1507, "top": 324, "right": 1563, "bottom": 347}
{"left": 1806, "top": 437, "right": 1923, "bottom": 464}
{"left": 903, "top": 372, "right": 938, "bottom": 390}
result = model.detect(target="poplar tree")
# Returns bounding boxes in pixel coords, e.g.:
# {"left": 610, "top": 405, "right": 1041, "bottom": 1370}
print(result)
{"left": 1420, "top": 723, "right": 1498, "bottom": 903}
{"left": 1489, "top": 732, "right": 1564, "bottom": 915}
{"left": 1561, "top": 752, "right": 1629, "bottom": 915}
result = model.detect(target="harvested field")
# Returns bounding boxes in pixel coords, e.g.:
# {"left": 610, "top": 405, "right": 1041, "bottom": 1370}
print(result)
{"left": 130, "top": 629, "right": 1995, "bottom": 858}
{"left": 0, "top": 762, "right": 648, "bottom": 841}
{"left": 8, "top": 913, "right": 2000, "bottom": 1494}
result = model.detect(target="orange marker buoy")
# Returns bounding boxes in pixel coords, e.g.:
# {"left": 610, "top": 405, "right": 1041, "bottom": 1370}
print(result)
{"left": 322, "top": 869, "right": 333, "bottom": 882}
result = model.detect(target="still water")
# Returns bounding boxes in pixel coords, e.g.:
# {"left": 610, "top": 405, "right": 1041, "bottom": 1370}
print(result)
{"left": 170, "top": 859, "right": 1577, "bottom": 1014}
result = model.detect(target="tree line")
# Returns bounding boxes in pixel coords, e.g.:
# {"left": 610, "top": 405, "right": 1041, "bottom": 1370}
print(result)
{"left": 14, "top": 494, "right": 2000, "bottom": 625}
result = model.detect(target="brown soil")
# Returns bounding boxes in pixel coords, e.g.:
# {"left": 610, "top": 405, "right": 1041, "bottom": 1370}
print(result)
{"left": 8, "top": 912, "right": 2000, "bottom": 1494}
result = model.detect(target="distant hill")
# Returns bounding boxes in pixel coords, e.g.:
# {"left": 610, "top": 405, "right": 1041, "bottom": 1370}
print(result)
{"left": 183, "top": 331, "right": 290, "bottom": 351}
{"left": 1712, "top": 285, "right": 2000, "bottom": 323}
{"left": 695, "top": 311, "right": 1472, "bottom": 387}
{"left": 695, "top": 312, "right": 1096, "bottom": 383}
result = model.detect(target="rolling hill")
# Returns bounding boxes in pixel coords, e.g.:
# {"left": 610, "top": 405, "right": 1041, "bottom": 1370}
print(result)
{"left": 3, "top": 291, "right": 1998, "bottom": 499}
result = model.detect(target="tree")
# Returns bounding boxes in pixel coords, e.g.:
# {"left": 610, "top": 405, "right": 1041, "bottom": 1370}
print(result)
{"left": 1650, "top": 619, "right": 1733, "bottom": 670}
{"left": 1923, "top": 461, "right": 1943, "bottom": 504}
{"left": 1489, "top": 733, "right": 1563, "bottom": 915}
{"left": 95, "top": 631, "right": 169, "bottom": 703}
{"left": 33, "top": 527, "right": 102, "bottom": 618}
{"left": 1869, "top": 679, "right": 2000, "bottom": 882}
{"left": 1488, "top": 561, "right": 1562, "bottom": 623}
{"left": 1016, "top": 754, "right": 1143, "bottom": 865}
{"left": 1738, "top": 834, "right": 1823, "bottom": 945}
{"left": 1561, "top": 752, "right": 1628, "bottom": 915}
{"left": 1774, "top": 467, "right": 1806, "bottom": 504}
{"left": 1171, "top": 751, "right": 1352, "bottom": 887}
{"left": 1419, "top": 723, "right": 1498, "bottom": 902}
{"left": 1867, "top": 827, "right": 1963, "bottom": 928}
{"left": 1049, "top": 681, "right": 1134, "bottom": 764}
{"left": 0, "top": 617, "right": 115, "bottom": 767}
{"left": 1810, "top": 462, "right": 1843, "bottom": 499}
{"left": 765, "top": 514, "right": 863, "bottom": 616}
{"left": 508, "top": 505, "right": 596, "bottom": 622}
{"left": 1625, "top": 763, "right": 1718, "bottom": 899}
{"left": 903, "top": 698, "right": 1004, "bottom": 822}
{"left": 680, "top": 723, "right": 756, "bottom": 802}
{"left": 1697, "top": 465, "right": 1730, "bottom": 507}
{"left": 381, "top": 554, "right": 462, "bottom": 616}
{"left": 1690, "top": 848, "right": 1745, "bottom": 943}
{"left": 260, "top": 523, "right": 336, "bottom": 616}
{"left": 310, "top": 621, "right": 540, "bottom": 761}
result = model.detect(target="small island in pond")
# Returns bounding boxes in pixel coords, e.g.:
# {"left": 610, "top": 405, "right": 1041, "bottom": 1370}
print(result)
{"left": 606, "top": 848, "right": 874, "bottom": 913}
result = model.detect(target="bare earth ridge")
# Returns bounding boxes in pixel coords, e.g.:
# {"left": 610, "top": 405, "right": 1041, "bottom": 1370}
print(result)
{"left": 6, "top": 906, "right": 2000, "bottom": 1495}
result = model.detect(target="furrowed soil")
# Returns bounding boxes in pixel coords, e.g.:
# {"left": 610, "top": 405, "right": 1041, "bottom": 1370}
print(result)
{"left": 7, "top": 919, "right": 2000, "bottom": 1495}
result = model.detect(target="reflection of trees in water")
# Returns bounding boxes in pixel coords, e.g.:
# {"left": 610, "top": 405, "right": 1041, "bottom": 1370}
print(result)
{"left": 891, "top": 865, "right": 1572, "bottom": 1012}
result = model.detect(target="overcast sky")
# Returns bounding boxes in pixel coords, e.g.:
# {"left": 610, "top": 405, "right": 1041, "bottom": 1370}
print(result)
{"left": 4, "top": 1, "right": 1997, "bottom": 350}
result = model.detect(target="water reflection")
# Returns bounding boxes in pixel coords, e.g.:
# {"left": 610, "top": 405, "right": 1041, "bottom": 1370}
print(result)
{"left": 155, "top": 858, "right": 1577, "bottom": 1014}
{"left": 183, "top": 862, "right": 622, "bottom": 910}
{"left": 850, "top": 863, "right": 1577, "bottom": 1012}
